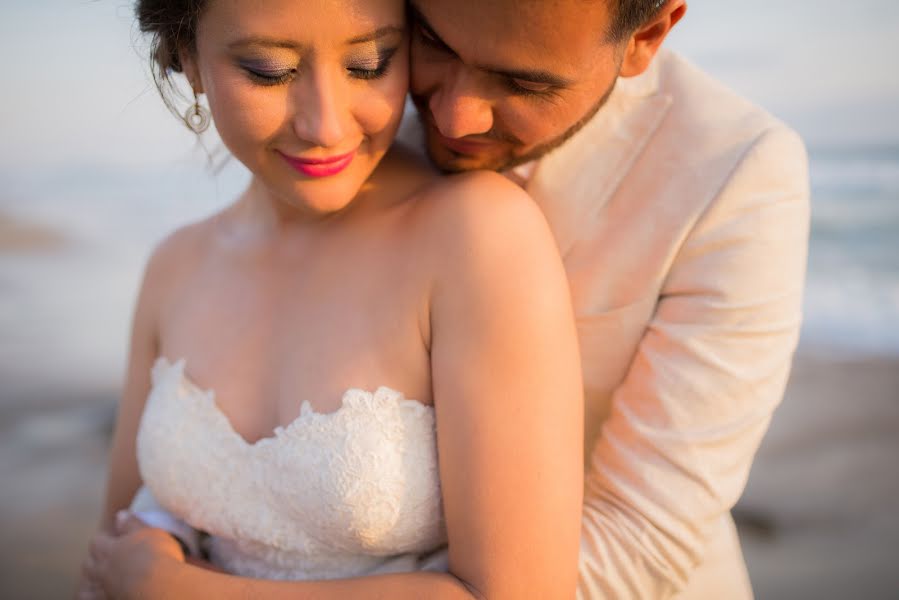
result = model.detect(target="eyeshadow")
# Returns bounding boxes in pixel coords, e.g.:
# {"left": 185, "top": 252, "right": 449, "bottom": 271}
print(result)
{"left": 238, "top": 57, "right": 294, "bottom": 72}
{"left": 346, "top": 54, "right": 382, "bottom": 70}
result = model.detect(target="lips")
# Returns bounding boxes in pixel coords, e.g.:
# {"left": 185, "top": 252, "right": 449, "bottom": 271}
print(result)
{"left": 426, "top": 122, "right": 496, "bottom": 157}
{"left": 279, "top": 149, "right": 357, "bottom": 178}
{"left": 438, "top": 135, "right": 494, "bottom": 155}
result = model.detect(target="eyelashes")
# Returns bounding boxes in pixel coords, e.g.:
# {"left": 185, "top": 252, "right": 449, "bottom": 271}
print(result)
{"left": 502, "top": 78, "right": 558, "bottom": 100}
{"left": 240, "top": 47, "right": 399, "bottom": 87}
{"left": 412, "top": 22, "right": 557, "bottom": 101}
{"left": 347, "top": 46, "right": 398, "bottom": 80}
{"left": 244, "top": 68, "right": 294, "bottom": 86}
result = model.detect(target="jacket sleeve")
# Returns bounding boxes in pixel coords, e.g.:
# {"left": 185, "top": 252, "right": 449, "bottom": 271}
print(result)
{"left": 578, "top": 126, "right": 810, "bottom": 598}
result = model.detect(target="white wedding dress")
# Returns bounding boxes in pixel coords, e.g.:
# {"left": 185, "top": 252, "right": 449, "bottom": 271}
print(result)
{"left": 135, "top": 357, "right": 449, "bottom": 580}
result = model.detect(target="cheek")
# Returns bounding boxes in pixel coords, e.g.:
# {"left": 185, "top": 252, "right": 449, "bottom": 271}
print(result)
{"left": 206, "top": 74, "right": 288, "bottom": 151}
{"left": 497, "top": 103, "right": 558, "bottom": 145}
{"left": 355, "top": 61, "right": 409, "bottom": 143}
{"left": 499, "top": 98, "right": 590, "bottom": 147}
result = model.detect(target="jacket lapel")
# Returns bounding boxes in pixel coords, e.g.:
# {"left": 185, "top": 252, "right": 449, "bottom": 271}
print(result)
{"left": 526, "top": 54, "right": 673, "bottom": 258}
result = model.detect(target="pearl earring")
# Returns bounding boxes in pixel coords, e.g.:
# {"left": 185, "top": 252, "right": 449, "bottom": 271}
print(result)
{"left": 184, "top": 90, "right": 210, "bottom": 133}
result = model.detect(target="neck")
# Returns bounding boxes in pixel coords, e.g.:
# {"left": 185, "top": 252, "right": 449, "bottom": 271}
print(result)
{"left": 238, "top": 177, "right": 354, "bottom": 235}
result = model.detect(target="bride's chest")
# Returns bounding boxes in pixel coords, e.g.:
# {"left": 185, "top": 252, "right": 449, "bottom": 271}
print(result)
{"left": 157, "top": 266, "right": 432, "bottom": 440}
{"left": 136, "top": 359, "right": 446, "bottom": 556}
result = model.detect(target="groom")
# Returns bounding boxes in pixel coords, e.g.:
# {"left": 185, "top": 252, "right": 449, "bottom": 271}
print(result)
{"left": 405, "top": 0, "right": 809, "bottom": 598}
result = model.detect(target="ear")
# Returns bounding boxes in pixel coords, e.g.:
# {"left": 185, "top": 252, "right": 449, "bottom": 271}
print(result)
{"left": 178, "top": 45, "right": 204, "bottom": 94}
{"left": 619, "top": 0, "right": 687, "bottom": 78}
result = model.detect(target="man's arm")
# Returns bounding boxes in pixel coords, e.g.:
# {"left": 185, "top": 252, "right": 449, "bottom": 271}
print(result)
{"left": 578, "top": 126, "right": 810, "bottom": 597}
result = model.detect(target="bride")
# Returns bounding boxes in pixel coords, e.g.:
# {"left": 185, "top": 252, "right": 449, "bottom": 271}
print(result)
{"left": 79, "top": 0, "right": 583, "bottom": 597}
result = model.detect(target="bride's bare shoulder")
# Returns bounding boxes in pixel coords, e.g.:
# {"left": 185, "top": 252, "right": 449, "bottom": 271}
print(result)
{"left": 414, "top": 170, "right": 550, "bottom": 242}
{"left": 406, "top": 170, "right": 559, "bottom": 282}
{"left": 137, "top": 212, "right": 220, "bottom": 302}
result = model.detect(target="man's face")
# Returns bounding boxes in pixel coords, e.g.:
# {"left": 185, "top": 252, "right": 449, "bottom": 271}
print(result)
{"left": 410, "top": 0, "right": 624, "bottom": 172}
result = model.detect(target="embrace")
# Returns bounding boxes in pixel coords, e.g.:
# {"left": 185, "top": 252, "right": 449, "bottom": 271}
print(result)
{"left": 78, "top": 0, "right": 809, "bottom": 598}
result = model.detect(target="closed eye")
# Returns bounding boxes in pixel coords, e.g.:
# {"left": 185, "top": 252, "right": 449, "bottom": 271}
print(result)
{"left": 510, "top": 79, "right": 553, "bottom": 94}
{"left": 503, "top": 77, "right": 559, "bottom": 99}
{"left": 347, "top": 63, "right": 389, "bottom": 80}
{"left": 242, "top": 67, "right": 295, "bottom": 86}
{"left": 347, "top": 47, "right": 398, "bottom": 80}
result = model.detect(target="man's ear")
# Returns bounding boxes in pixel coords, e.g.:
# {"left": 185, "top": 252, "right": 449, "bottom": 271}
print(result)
{"left": 619, "top": 1, "right": 687, "bottom": 78}
{"left": 178, "top": 45, "right": 204, "bottom": 94}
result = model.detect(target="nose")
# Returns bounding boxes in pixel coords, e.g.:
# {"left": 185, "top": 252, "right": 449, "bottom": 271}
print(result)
{"left": 428, "top": 66, "right": 494, "bottom": 139}
{"left": 291, "top": 67, "right": 350, "bottom": 149}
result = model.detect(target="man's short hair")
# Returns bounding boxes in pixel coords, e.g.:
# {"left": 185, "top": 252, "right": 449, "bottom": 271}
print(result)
{"left": 607, "top": 0, "right": 667, "bottom": 41}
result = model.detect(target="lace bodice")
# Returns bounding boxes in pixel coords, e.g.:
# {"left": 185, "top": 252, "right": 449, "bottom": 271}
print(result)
{"left": 136, "top": 358, "right": 447, "bottom": 580}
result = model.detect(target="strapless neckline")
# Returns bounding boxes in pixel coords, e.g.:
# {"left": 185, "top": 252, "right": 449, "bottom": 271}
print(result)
{"left": 152, "top": 357, "right": 433, "bottom": 448}
{"left": 138, "top": 357, "right": 447, "bottom": 580}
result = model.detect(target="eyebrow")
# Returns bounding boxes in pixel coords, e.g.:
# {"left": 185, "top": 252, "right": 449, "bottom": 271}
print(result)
{"left": 228, "top": 37, "right": 301, "bottom": 51}
{"left": 228, "top": 26, "right": 403, "bottom": 51}
{"left": 347, "top": 25, "right": 404, "bottom": 45}
{"left": 409, "top": 4, "right": 573, "bottom": 88}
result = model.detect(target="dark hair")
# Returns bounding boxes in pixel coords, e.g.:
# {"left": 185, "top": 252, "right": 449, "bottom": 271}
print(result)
{"left": 135, "top": 0, "right": 208, "bottom": 123}
{"left": 135, "top": 0, "right": 663, "bottom": 116}
{"left": 607, "top": 0, "right": 667, "bottom": 42}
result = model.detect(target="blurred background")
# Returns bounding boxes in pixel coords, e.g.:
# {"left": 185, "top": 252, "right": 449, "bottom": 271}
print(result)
{"left": 1, "top": 0, "right": 897, "bottom": 597}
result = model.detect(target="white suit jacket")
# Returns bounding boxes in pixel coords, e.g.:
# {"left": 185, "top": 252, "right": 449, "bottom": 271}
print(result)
{"left": 512, "top": 50, "right": 809, "bottom": 598}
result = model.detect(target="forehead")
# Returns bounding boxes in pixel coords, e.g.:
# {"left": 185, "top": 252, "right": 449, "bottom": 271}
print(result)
{"left": 413, "top": 0, "right": 612, "bottom": 76}
{"left": 199, "top": 0, "right": 404, "bottom": 42}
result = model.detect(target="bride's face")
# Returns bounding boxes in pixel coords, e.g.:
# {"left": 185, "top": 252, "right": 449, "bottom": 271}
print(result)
{"left": 185, "top": 0, "right": 408, "bottom": 216}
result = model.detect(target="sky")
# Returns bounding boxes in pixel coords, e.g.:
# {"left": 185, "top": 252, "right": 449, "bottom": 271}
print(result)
{"left": 0, "top": 0, "right": 896, "bottom": 384}
{"left": 0, "top": 0, "right": 898, "bottom": 172}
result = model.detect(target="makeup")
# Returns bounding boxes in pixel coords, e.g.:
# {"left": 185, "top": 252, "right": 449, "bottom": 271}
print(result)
{"left": 346, "top": 45, "right": 398, "bottom": 80}
{"left": 278, "top": 149, "right": 357, "bottom": 178}
{"left": 238, "top": 57, "right": 296, "bottom": 85}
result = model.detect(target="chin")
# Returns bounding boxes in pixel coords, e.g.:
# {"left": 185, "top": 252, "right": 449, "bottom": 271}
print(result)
{"left": 293, "top": 178, "right": 362, "bottom": 215}
{"left": 272, "top": 151, "right": 385, "bottom": 216}
{"left": 255, "top": 173, "right": 356, "bottom": 219}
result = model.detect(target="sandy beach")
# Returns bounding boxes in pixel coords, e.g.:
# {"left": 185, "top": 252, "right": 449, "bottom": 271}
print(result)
{"left": 737, "top": 356, "right": 899, "bottom": 599}
{"left": 1, "top": 213, "right": 897, "bottom": 599}
{"left": 2, "top": 352, "right": 897, "bottom": 599}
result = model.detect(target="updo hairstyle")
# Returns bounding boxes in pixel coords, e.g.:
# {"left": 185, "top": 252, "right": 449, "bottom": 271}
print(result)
{"left": 135, "top": 0, "right": 208, "bottom": 127}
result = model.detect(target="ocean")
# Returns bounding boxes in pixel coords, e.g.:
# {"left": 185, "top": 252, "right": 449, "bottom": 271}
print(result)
{"left": 803, "top": 148, "right": 899, "bottom": 357}
{"left": 1, "top": 144, "right": 897, "bottom": 396}
{"left": 2, "top": 0, "right": 896, "bottom": 388}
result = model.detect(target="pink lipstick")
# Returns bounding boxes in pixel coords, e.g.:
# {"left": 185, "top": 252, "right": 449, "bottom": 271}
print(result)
{"left": 279, "top": 149, "right": 357, "bottom": 178}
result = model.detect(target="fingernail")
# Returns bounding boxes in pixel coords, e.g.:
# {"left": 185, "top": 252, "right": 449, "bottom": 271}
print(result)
{"left": 116, "top": 509, "right": 129, "bottom": 525}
